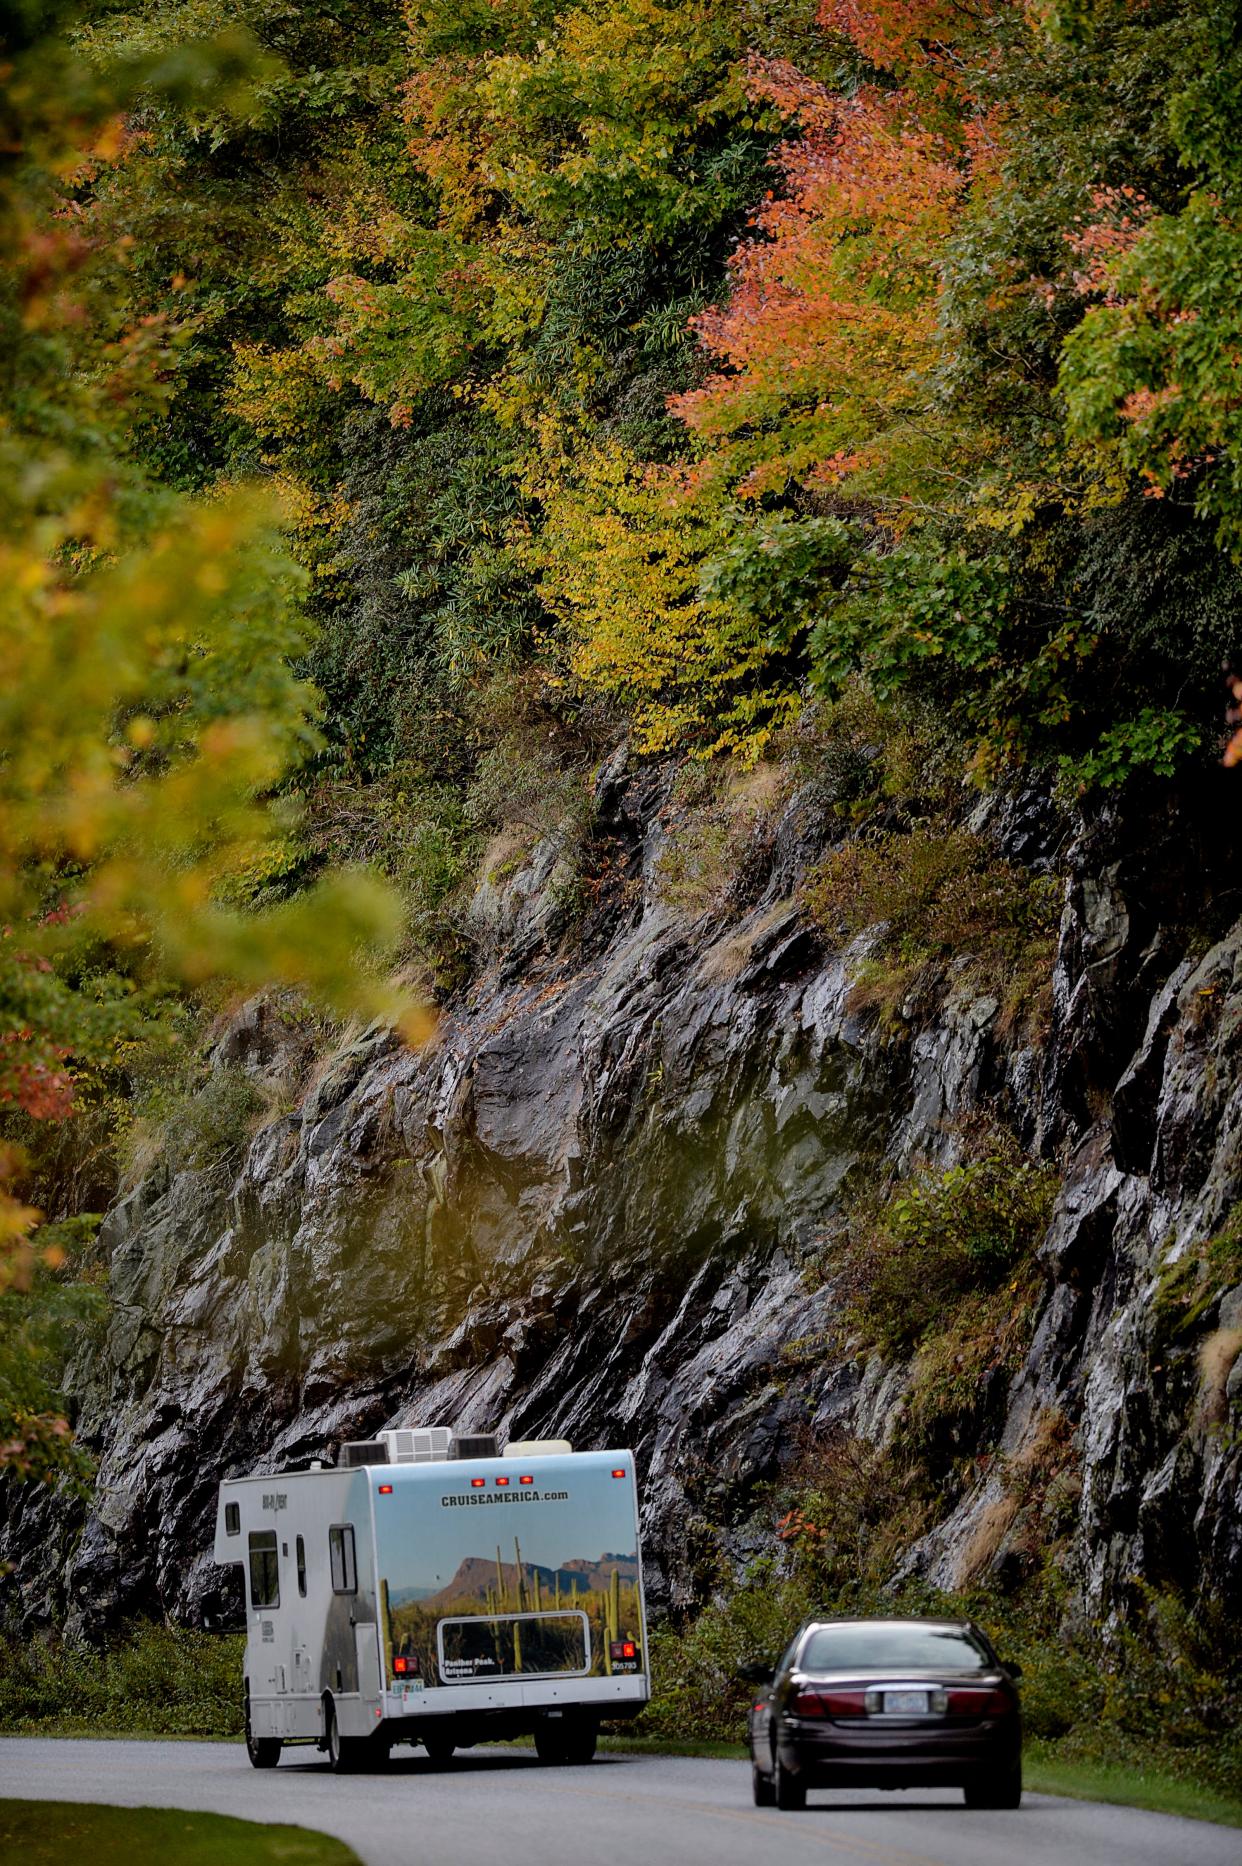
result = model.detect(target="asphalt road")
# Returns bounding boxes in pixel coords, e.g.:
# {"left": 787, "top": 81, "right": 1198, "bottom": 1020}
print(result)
{"left": 1, "top": 1739, "right": 1238, "bottom": 1866}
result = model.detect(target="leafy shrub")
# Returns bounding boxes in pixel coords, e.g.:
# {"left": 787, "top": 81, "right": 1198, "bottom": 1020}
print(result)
{"left": 841, "top": 1140, "right": 1059, "bottom": 1358}
{"left": 632, "top": 1556, "right": 1242, "bottom": 1797}
{"left": 805, "top": 826, "right": 1060, "bottom": 965}
{"left": 0, "top": 1625, "right": 244, "bottom": 1737}
{"left": 635, "top": 1565, "right": 819, "bottom": 1744}
{"left": 784, "top": 684, "right": 960, "bottom": 826}
{"left": 0, "top": 1239, "right": 103, "bottom": 1488}
{"left": 122, "top": 1066, "right": 266, "bottom": 1182}
{"left": 896, "top": 1284, "right": 1043, "bottom": 1487}
{"left": 306, "top": 774, "right": 482, "bottom": 988}
{"left": 655, "top": 763, "right": 788, "bottom": 917}
{"left": 1155, "top": 1205, "right": 1242, "bottom": 1345}
{"left": 803, "top": 818, "right": 1060, "bottom": 1034}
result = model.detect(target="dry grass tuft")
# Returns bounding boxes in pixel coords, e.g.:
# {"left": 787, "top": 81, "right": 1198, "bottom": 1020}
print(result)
{"left": 1195, "top": 1327, "right": 1242, "bottom": 1430}
{"left": 957, "top": 1491, "right": 1021, "bottom": 1583}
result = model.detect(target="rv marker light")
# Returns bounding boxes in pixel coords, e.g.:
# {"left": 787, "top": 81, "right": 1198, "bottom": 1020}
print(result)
{"left": 470, "top": 1477, "right": 485, "bottom": 1488}
{"left": 611, "top": 1469, "right": 626, "bottom": 1479}
{"left": 378, "top": 1484, "right": 393, "bottom": 1494}
{"left": 495, "top": 1476, "right": 510, "bottom": 1487}
{"left": 519, "top": 1475, "right": 534, "bottom": 1485}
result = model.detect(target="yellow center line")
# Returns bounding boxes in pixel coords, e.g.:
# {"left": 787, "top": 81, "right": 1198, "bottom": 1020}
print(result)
{"left": 546, "top": 1778, "right": 953, "bottom": 1866}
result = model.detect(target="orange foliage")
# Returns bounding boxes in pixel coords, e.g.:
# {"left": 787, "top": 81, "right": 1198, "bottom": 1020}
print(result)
{"left": 671, "top": 72, "right": 966, "bottom": 505}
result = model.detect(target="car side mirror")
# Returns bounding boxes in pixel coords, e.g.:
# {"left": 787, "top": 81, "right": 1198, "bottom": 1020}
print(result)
{"left": 1002, "top": 1659, "right": 1023, "bottom": 1679}
{"left": 736, "top": 1660, "right": 774, "bottom": 1685}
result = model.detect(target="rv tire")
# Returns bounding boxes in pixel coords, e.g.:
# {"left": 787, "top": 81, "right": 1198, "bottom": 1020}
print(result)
{"left": 324, "top": 1698, "right": 376, "bottom": 1774}
{"left": 422, "top": 1736, "right": 455, "bottom": 1766}
{"left": 244, "top": 1689, "right": 282, "bottom": 1769}
{"left": 534, "top": 1717, "right": 598, "bottom": 1765}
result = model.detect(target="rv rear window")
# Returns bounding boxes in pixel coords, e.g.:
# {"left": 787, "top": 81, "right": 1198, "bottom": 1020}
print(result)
{"left": 248, "top": 1530, "right": 279, "bottom": 1609}
{"left": 224, "top": 1503, "right": 240, "bottom": 1536}
{"left": 329, "top": 1525, "right": 357, "bottom": 1595}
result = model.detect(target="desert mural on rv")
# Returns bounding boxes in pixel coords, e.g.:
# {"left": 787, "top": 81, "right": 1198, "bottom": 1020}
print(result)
{"left": 375, "top": 1467, "right": 643, "bottom": 1689}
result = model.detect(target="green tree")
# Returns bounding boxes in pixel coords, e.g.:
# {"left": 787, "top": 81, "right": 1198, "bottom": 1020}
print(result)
{"left": 0, "top": 0, "right": 421, "bottom": 1480}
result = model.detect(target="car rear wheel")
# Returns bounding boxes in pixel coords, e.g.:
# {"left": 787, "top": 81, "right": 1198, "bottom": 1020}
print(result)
{"left": 244, "top": 1690, "right": 282, "bottom": 1769}
{"left": 752, "top": 1763, "right": 775, "bottom": 1807}
{"left": 773, "top": 1756, "right": 807, "bottom": 1811}
{"left": 964, "top": 1762, "right": 1022, "bottom": 1809}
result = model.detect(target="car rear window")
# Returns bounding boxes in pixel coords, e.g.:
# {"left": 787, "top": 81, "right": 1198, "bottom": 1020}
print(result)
{"left": 801, "top": 1624, "right": 989, "bottom": 1673}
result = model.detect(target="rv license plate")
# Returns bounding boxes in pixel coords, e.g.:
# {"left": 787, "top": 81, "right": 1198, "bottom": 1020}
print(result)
{"left": 884, "top": 1690, "right": 929, "bottom": 1715}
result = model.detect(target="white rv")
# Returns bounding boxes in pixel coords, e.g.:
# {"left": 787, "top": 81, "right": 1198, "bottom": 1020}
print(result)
{"left": 213, "top": 1427, "right": 649, "bottom": 1772}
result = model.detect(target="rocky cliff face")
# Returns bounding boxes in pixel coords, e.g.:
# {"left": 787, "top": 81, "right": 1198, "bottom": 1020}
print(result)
{"left": 5, "top": 753, "right": 1241, "bottom": 1639}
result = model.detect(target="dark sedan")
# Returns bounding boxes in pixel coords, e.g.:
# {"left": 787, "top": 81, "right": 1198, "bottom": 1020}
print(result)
{"left": 744, "top": 1616, "right": 1022, "bottom": 1811}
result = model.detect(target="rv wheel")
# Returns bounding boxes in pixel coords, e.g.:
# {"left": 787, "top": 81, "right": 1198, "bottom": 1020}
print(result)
{"left": 422, "top": 1736, "right": 455, "bottom": 1767}
{"left": 244, "top": 1691, "right": 282, "bottom": 1769}
{"left": 534, "top": 1717, "right": 597, "bottom": 1765}
{"left": 324, "top": 1699, "right": 368, "bottom": 1774}
{"left": 562, "top": 1720, "right": 598, "bottom": 1766}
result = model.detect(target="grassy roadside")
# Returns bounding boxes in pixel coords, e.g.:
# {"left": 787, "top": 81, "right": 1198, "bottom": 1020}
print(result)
{"left": 1024, "top": 1740, "right": 1242, "bottom": 1829}
{"left": 0, "top": 1801, "right": 360, "bottom": 1865}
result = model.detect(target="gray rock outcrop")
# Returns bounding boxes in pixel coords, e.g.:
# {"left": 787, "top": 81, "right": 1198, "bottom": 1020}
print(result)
{"left": 3, "top": 758, "right": 1240, "bottom": 1639}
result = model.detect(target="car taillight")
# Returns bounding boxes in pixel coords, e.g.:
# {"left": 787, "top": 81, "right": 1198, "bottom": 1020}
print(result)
{"left": 947, "top": 1687, "right": 1010, "bottom": 1716}
{"left": 793, "top": 1688, "right": 869, "bottom": 1717}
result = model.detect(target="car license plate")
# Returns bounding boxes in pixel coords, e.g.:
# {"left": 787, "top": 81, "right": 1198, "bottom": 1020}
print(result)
{"left": 884, "top": 1690, "right": 929, "bottom": 1714}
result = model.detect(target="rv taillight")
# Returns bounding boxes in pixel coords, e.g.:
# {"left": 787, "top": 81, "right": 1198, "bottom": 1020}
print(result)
{"left": 611, "top": 1469, "right": 626, "bottom": 1479}
{"left": 519, "top": 1475, "right": 534, "bottom": 1485}
{"left": 393, "top": 1656, "right": 409, "bottom": 1674}
{"left": 378, "top": 1484, "right": 393, "bottom": 1494}
{"left": 495, "top": 1476, "right": 510, "bottom": 1487}
{"left": 470, "top": 1478, "right": 485, "bottom": 1488}
{"left": 622, "top": 1641, "right": 636, "bottom": 1659}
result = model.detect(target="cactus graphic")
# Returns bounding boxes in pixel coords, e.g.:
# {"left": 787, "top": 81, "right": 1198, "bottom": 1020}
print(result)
{"left": 602, "top": 1566, "right": 620, "bottom": 1675}
{"left": 380, "top": 1578, "right": 392, "bottom": 1678}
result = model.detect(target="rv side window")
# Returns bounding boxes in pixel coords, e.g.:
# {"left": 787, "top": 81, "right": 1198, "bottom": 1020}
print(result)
{"left": 296, "top": 1534, "right": 307, "bottom": 1597}
{"left": 329, "top": 1525, "right": 357, "bottom": 1595}
{"left": 224, "top": 1503, "right": 240, "bottom": 1536}
{"left": 248, "top": 1530, "right": 279, "bottom": 1609}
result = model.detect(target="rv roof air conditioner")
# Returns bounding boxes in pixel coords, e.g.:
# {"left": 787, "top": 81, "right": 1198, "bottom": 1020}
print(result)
{"left": 503, "top": 1438, "right": 573, "bottom": 1457}
{"left": 379, "top": 1426, "right": 454, "bottom": 1465}
{"left": 450, "top": 1432, "right": 500, "bottom": 1460}
{"left": 338, "top": 1439, "right": 386, "bottom": 1468}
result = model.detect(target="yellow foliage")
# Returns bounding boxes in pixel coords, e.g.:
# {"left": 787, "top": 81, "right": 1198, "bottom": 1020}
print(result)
{"left": 534, "top": 445, "right": 800, "bottom": 760}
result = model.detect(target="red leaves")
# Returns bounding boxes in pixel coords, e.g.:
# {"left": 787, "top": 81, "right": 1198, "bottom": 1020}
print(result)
{"left": 1069, "top": 186, "right": 1154, "bottom": 302}
{"left": 0, "top": 1037, "right": 76, "bottom": 1121}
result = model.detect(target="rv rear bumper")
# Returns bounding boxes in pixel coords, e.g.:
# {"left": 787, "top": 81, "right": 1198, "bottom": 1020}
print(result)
{"left": 383, "top": 1674, "right": 650, "bottom": 1719}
